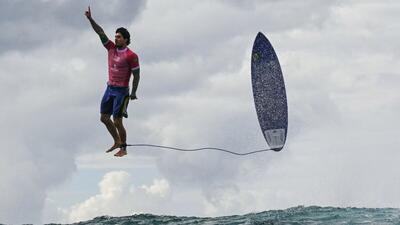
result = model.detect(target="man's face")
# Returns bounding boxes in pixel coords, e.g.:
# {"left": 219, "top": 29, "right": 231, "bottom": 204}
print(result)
{"left": 115, "top": 32, "right": 127, "bottom": 47}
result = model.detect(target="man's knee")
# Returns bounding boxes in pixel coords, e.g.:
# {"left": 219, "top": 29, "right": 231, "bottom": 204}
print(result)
{"left": 100, "top": 114, "right": 111, "bottom": 124}
{"left": 113, "top": 117, "right": 123, "bottom": 128}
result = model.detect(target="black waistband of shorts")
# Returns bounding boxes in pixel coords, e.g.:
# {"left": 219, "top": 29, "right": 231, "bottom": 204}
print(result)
{"left": 107, "top": 84, "right": 129, "bottom": 90}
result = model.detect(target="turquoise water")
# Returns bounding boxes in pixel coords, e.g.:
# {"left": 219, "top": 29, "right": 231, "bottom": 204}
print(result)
{"left": 49, "top": 206, "right": 400, "bottom": 225}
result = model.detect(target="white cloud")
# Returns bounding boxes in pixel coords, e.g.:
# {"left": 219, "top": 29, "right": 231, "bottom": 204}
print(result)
{"left": 141, "top": 179, "right": 170, "bottom": 197}
{"left": 61, "top": 171, "right": 171, "bottom": 223}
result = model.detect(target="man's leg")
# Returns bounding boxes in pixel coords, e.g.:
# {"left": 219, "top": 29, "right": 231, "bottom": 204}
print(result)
{"left": 100, "top": 113, "right": 122, "bottom": 152}
{"left": 113, "top": 117, "right": 126, "bottom": 144}
{"left": 113, "top": 117, "right": 127, "bottom": 157}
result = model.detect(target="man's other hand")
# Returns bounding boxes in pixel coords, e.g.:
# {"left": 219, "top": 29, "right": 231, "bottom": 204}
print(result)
{"left": 130, "top": 94, "right": 137, "bottom": 100}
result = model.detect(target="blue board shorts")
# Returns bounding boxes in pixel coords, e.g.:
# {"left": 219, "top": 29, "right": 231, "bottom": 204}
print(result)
{"left": 100, "top": 85, "right": 130, "bottom": 118}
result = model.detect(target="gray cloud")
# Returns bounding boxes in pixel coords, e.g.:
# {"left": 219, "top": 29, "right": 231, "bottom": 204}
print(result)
{"left": 0, "top": 1, "right": 145, "bottom": 220}
{"left": 0, "top": 0, "right": 146, "bottom": 52}
{"left": 130, "top": 0, "right": 400, "bottom": 216}
{"left": 126, "top": 0, "right": 342, "bottom": 197}
{"left": 134, "top": 0, "right": 340, "bottom": 63}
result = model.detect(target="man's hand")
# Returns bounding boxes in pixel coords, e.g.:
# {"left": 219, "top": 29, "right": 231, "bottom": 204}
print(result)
{"left": 85, "top": 6, "right": 91, "bottom": 19}
{"left": 130, "top": 94, "right": 137, "bottom": 100}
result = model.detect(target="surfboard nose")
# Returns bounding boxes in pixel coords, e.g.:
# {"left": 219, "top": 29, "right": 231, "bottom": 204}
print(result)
{"left": 255, "top": 32, "right": 267, "bottom": 41}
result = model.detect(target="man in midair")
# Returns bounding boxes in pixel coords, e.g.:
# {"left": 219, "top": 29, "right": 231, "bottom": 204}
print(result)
{"left": 85, "top": 6, "right": 140, "bottom": 157}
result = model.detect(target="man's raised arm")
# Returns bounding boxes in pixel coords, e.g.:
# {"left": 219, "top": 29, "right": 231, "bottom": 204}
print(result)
{"left": 85, "top": 6, "right": 109, "bottom": 43}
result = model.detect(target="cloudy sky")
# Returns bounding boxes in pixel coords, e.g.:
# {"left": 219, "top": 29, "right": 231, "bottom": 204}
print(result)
{"left": 1, "top": 0, "right": 400, "bottom": 224}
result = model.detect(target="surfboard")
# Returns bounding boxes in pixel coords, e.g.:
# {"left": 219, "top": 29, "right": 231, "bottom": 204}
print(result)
{"left": 251, "top": 32, "right": 288, "bottom": 151}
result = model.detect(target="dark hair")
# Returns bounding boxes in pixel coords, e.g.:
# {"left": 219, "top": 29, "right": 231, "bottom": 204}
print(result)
{"left": 116, "top": 27, "right": 131, "bottom": 45}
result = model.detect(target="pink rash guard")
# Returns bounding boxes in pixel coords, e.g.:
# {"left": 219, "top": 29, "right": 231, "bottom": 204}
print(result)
{"left": 104, "top": 40, "right": 139, "bottom": 87}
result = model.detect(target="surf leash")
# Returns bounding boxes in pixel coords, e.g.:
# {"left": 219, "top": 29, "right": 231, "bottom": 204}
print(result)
{"left": 125, "top": 143, "right": 276, "bottom": 156}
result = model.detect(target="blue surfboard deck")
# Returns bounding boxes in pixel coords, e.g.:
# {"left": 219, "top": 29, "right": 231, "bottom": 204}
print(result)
{"left": 251, "top": 32, "right": 288, "bottom": 151}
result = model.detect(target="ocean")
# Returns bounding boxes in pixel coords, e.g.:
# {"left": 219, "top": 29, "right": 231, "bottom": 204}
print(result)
{"left": 47, "top": 206, "right": 400, "bottom": 225}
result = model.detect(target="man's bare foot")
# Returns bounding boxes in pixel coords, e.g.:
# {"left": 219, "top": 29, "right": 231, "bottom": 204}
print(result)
{"left": 114, "top": 148, "right": 127, "bottom": 157}
{"left": 106, "top": 142, "right": 122, "bottom": 153}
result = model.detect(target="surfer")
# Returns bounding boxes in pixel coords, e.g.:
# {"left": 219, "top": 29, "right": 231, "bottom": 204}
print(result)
{"left": 85, "top": 6, "right": 140, "bottom": 157}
